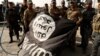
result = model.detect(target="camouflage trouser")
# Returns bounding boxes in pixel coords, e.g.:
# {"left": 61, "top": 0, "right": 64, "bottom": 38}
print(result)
{"left": 92, "top": 32, "right": 100, "bottom": 56}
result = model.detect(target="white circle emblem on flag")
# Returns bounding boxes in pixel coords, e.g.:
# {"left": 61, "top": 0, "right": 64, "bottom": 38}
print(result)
{"left": 32, "top": 14, "right": 55, "bottom": 42}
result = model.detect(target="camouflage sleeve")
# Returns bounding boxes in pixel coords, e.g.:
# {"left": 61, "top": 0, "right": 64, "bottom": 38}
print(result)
{"left": 23, "top": 10, "right": 28, "bottom": 27}
{"left": 93, "top": 15, "right": 97, "bottom": 23}
{"left": 93, "top": 13, "right": 100, "bottom": 22}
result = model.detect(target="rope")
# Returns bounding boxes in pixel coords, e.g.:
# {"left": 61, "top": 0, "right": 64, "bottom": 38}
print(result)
{"left": 0, "top": 22, "right": 18, "bottom": 55}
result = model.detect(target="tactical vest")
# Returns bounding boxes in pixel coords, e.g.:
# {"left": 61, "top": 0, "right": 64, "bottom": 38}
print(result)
{"left": 93, "top": 13, "right": 100, "bottom": 32}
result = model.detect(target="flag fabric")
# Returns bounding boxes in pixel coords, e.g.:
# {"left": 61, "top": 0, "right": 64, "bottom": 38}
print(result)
{"left": 18, "top": 13, "right": 77, "bottom": 56}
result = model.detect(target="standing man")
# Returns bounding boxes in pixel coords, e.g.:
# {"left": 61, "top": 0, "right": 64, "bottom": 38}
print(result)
{"left": 44, "top": 3, "right": 49, "bottom": 14}
{"left": 6, "top": 2, "right": 20, "bottom": 43}
{"left": 49, "top": 0, "right": 60, "bottom": 21}
{"left": 18, "top": 2, "right": 36, "bottom": 46}
{"left": 79, "top": 1, "right": 96, "bottom": 51}
{"left": 90, "top": 2, "right": 100, "bottom": 56}
{"left": 15, "top": 4, "right": 21, "bottom": 22}
{"left": 66, "top": 1, "right": 82, "bottom": 50}
{"left": 23, "top": 2, "right": 36, "bottom": 33}
{"left": 60, "top": 0, "right": 67, "bottom": 18}
{"left": 20, "top": 0, "right": 27, "bottom": 19}
{"left": 20, "top": 0, "right": 27, "bottom": 32}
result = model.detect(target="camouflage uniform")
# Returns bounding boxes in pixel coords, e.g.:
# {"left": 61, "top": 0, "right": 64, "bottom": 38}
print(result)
{"left": 60, "top": 0, "right": 67, "bottom": 18}
{"left": 23, "top": 8, "right": 36, "bottom": 33}
{"left": 91, "top": 11, "right": 100, "bottom": 56}
{"left": 49, "top": 0, "right": 60, "bottom": 21}
{"left": 60, "top": 6, "right": 67, "bottom": 18}
{"left": 19, "top": 4, "right": 27, "bottom": 27}
{"left": 49, "top": 7, "right": 60, "bottom": 21}
{"left": 44, "top": 4, "right": 49, "bottom": 14}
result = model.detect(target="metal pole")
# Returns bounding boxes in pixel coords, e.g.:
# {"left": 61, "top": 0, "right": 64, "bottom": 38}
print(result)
{"left": 4, "top": 0, "right": 8, "bottom": 21}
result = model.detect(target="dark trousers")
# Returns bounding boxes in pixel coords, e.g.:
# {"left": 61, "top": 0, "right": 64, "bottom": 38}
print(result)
{"left": 68, "top": 30, "right": 77, "bottom": 47}
{"left": 8, "top": 23, "right": 19, "bottom": 41}
{"left": 80, "top": 24, "right": 92, "bottom": 48}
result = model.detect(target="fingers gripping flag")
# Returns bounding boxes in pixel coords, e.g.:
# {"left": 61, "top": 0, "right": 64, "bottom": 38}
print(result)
{"left": 18, "top": 13, "right": 76, "bottom": 56}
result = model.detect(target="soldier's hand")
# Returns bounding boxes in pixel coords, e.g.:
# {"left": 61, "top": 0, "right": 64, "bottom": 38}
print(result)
{"left": 76, "top": 22, "right": 80, "bottom": 26}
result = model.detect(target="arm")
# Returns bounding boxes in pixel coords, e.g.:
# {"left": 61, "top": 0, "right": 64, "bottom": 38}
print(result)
{"left": 76, "top": 11, "right": 83, "bottom": 26}
{"left": 23, "top": 10, "right": 28, "bottom": 28}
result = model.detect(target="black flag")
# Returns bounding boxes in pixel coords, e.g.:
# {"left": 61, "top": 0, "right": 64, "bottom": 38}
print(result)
{"left": 18, "top": 13, "right": 77, "bottom": 56}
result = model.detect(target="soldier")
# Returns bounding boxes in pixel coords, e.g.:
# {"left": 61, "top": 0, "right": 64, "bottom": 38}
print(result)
{"left": 15, "top": 4, "right": 22, "bottom": 32}
{"left": 60, "top": 0, "right": 67, "bottom": 18}
{"left": 90, "top": 3, "right": 100, "bottom": 56}
{"left": 44, "top": 3, "right": 49, "bottom": 14}
{"left": 23, "top": 2, "right": 36, "bottom": 33}
{"left": 6, "top": 2, "right": 20, "bottom": 43}
{"left": 15, "top": 4, "right": 21, "bottom": 21}
{"left": 79, "top": 1, "right": 96, "bottom": 51}
{"left": 49, "top": 0, "right": 60, "bottom": 21}
{"left": 18, "top": 2, "right": 36, "bottom": 46}
{"left": 20, "top": 0, "right": 27, "bottom": 19}
{"left": 66, "top": 1, "right": 82, "bottom": 50}
{"left": 19, "top": 0, "right": 27, "bottom": 31}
